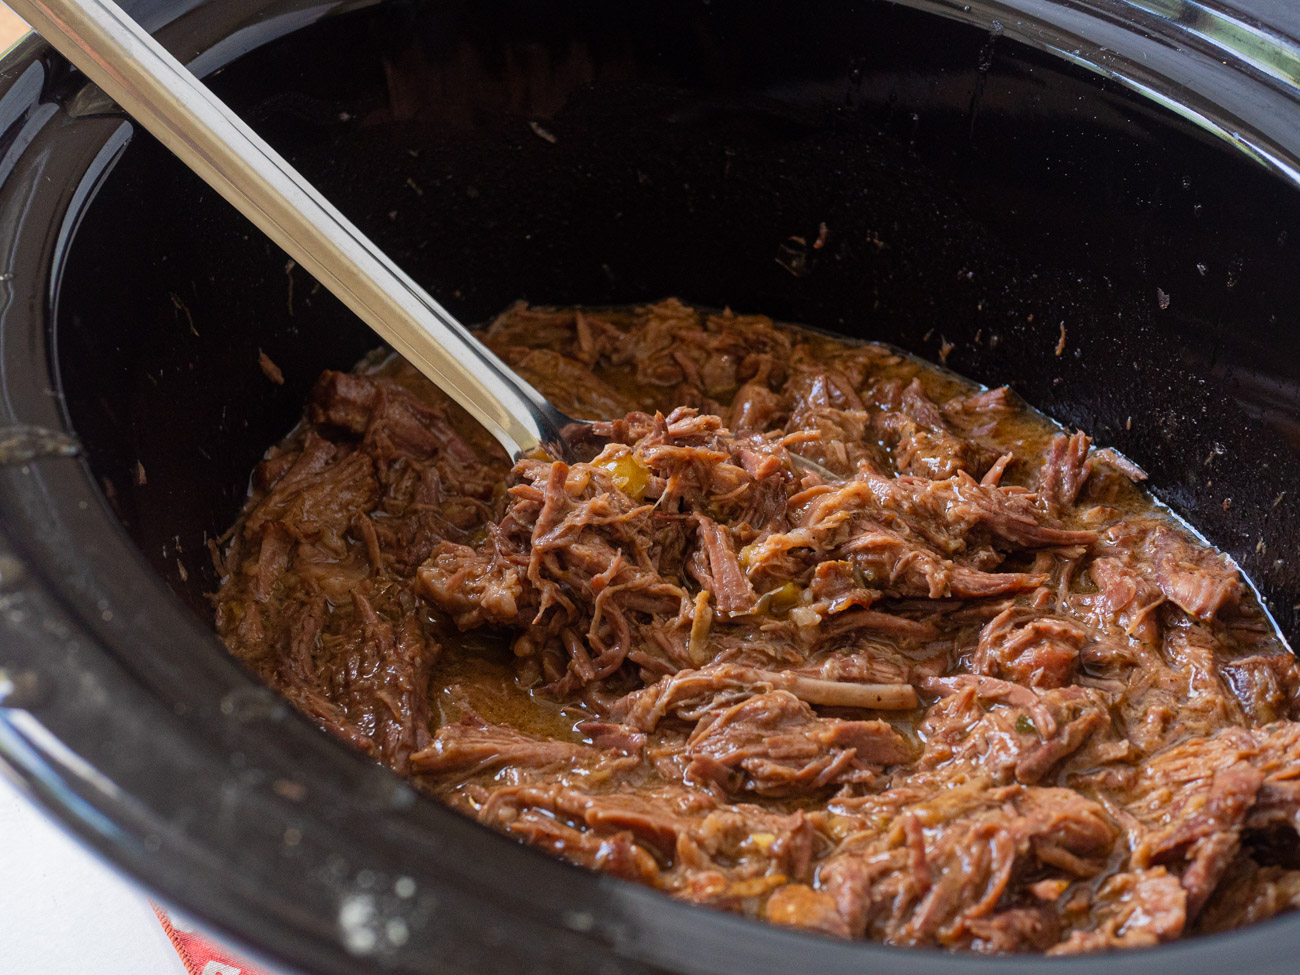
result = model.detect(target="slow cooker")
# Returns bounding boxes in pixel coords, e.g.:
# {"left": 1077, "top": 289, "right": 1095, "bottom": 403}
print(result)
{"left": 2, "top": 0, "right": 1300, "bottom": 971}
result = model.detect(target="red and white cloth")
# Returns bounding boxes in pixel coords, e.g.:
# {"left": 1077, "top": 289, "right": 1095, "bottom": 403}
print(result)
{"left": 153, "top": 904, "right": 273, "bottom": 975}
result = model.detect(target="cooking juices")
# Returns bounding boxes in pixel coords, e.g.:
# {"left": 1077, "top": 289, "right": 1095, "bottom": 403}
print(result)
{"left": 215, "top": 300, "right": 1300, "bottom": 953}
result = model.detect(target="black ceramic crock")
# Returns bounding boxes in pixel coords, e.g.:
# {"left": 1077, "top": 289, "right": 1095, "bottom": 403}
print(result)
{"left": 3, "top": 0, "right": 1300, "bottom": 972}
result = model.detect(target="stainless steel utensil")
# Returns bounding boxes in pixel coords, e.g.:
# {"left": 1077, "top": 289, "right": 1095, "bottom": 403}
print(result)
{"left": 10, "top": 0, "right": 578, "bottom": 459}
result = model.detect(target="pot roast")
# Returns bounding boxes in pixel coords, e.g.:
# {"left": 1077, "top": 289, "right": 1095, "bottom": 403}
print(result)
{"left": 214, "top": 300, "right": 1300, "bottom": 953}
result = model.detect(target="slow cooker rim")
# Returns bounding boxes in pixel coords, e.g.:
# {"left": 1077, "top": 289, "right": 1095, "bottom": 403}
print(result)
{"left": 3, "top": 0, "right": 1300, "bottom": 972}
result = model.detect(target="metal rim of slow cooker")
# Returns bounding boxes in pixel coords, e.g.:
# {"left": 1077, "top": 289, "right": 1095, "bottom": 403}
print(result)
{"left": 2, "top": 1, "right": 1300, "bottom": 973}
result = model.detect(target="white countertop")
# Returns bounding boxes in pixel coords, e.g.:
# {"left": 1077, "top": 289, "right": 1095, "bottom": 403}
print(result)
{"left": 0, "top": 772, "right": 190, "bottom": 974}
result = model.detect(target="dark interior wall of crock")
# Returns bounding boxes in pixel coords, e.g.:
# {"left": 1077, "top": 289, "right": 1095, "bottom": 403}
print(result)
{"left": 55, "top": 0, "right": 1300, "bottom": 638}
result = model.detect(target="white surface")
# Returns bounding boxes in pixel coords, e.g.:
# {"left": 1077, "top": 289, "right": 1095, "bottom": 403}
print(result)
{"left": 0, "top": 772, "right": 189, "bottom": 974}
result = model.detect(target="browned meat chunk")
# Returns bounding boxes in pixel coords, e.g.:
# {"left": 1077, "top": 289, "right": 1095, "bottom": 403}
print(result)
{"left": 765, "top": 884, "right": 851, "bottom": 938}
{"left": 1151, "top": 529, "right": 1243, "bottom": 620}
{"left": 1197, "top": 858, "right": 1300, "bottom": 933}
{"left": 683, "top": 691, "right": 911, "bottom": 796}
{"left": 1050, "top": 868, "right": 1187, "bottom": 953}
{"left": 1078, "top": 556, "right": 1164, "bottom": 645}
{"left": 973, "top": 610, "right": 1089, "bottom": 688}
{"left": 1222, "top": 653, "right": 1300, "bottom": 724}
{"left": 417, "top": 541, "right": 527, "bottom": 629}
{"left": 918, "top": 677, "right": 1114, "bottom": 785}
{"left": 612, "top": 662, "right": 916, "bottom": 731}
{"left": 410, "top": 709, "right": 636, "bottom": 778}
{"left": 1038, "top": 431, "right": 1094, "bottom": 516}
{"left": 311, "top": 369, "right": 478, "bottom": 462}
{"left": 820, "top": 784, "right": 1115, "bottom": 947}
{"left": 871, "top": 378, "right": 981, "bottom": 479}
{"left": 1100, "top": 519, "right": 1242, "bottom": 622}
{"left": 696, "top": 517, "right": 756, "bottom": 615}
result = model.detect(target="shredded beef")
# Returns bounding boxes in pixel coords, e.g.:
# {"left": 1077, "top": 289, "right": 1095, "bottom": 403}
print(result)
{"left": 215, "top": 300, "right": 1299, "bottom": 955}
{"left": 679, "top": 690, "right": 911, "bottom": 797}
